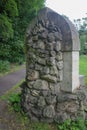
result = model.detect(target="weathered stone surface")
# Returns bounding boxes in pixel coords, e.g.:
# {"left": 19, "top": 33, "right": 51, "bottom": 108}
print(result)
{"left": 50, "top": 66, "right": 58, "bottom": 76}
{"left": 56, "top": 61, "right": 63, "bottom": 70}
{"left": 41, "top": 67, "right": 50, "bottom": 75}
{"left": 55, "top": 112, "right": 68, "bottom": 123}
{"left": 43, "top": 105, "right": 55, "bottom": 118}
{"left": 41, "top": 75, "right": 57, "bottom": 83}
{"left": 45, "top": 95, "right": 56, "bottom": 105}
{"left": 37, "top": 57, "right": 46, "bottom": 65}
{"left": 54, "top": 41, "right": 61, "bottom": 52}
{"left": 37, "top": 96, "right": 46, "bottom": 107}
{"left": 47, "top": 33, "right": 55, "bottom": 42}
{"left": 21, "top": 7, "right": 82, "bottom": 123}
{"left": 37, "top": 41, "right": 45, "bottom": 49}
{"left": 56, "top": 52, "right": 63, "bottom": 61}
{"left": 33, "top": 79, "right": 48, "bottom": 90}
{"left": 27, "top": 70, "right": 39, "bottom": 81}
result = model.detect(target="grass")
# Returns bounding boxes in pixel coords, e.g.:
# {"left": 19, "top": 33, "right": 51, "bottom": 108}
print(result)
{"left": 79, "top": 55, "right": 87, "bottom": 84}
{"left": 0, "top": 55, "right": 87, "bottom": 129}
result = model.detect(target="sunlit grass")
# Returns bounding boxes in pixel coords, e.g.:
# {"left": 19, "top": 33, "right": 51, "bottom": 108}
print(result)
{"left": 79, "top": 55, "right": 87, "bottom": 85}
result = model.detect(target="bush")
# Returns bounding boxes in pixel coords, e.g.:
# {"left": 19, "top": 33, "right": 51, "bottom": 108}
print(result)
{"left": 0, "top": 14, "right": 14, "bottom": 41}
{"left": 8, "top": 93, "right": 21, "bottom": 112}
{"left": 0, "top": 60, "right": 10, "bottom": 72}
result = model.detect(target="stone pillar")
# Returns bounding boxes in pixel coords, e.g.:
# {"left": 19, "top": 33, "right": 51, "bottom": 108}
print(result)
{"left": 21, "top": 7, "right": 87, "bottom": 123}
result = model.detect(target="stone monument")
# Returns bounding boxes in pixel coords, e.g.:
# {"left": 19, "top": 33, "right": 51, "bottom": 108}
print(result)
{"left": 21, "top": 7, "right": 87, "bottom": 122}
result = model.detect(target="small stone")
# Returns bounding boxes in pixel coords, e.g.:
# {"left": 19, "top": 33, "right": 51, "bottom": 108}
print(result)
{"left": 31, "top": 90, "right": 40, "bottom": 97}
{"left": 32, "top": 35, "right": 38, "bottom": 41}
{"left": 41, "top": 90, "right": 49, "bottom": 97}
{"left": 45, "top": 42, "right": 54, "bottom": 51}
{"left": 33, "top": 79, "right": 48, "bottom": 90}
{"left": 41, "top": 67, "right": 50, "bottom": 75}
{"left": 27, "top": 81, "right": 34, "bottom": 88}
{"left": 50, "top": 66, "right": 58, "bottom": 76}
{"left": 56, "top": 61, "right": 63, "bottom": 70}
{"left": 46, "top": 95, "right": 56, "bottom": 105}
{"left": 49, "top": 83, "right": 60, "bottom": 94}
{"left": 57, "top": 70, "right": 63, "bottom": 81}
{"left": 37, "top": 57, "right": 46, "bottom": 65}
{"left": 47, "top": 33, "right": 55, "bottom": 42}
{"left": 38, "top": 96, "right": 46, "bottom": 107}
{"left": 31, "top": 108, "right": 42, "bottom": 118}
{"left": 54, "top": 41, "right": 61, "bottom": 52}
{"left": 41, "top": 30, "right": 48, "bottom": 39}
{"left": 55, "top": 112, "right": 68, "bottom": 123}
{"left": 27, "top": 70, "right": 39, "bottom": 81}
{"left": 41, "top": 75, "right": 57, "bottom": 83}
{"left": 43, "top": 105, "right": 55, "bottom": 118}
{"left": 50, "top": 51, "right": 56, "bottom": 57}
{"left": 54, "top": 32, "right": 62, "bottom": 41}
{"left": 35, "top": 64, "right": 42, "bottom": 71}
{"left": 28, "top": 95, "right": 38, "bottom": 104}
{"left": 56, "top": 52, "right": 63, "bottom": 61}
{"left": 38, "top": 41, "right": 45, "bottom": 49}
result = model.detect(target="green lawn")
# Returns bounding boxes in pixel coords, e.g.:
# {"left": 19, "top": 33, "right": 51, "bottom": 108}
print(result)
{"left": 79, "top": 55, "right": 87, "bottom": 85}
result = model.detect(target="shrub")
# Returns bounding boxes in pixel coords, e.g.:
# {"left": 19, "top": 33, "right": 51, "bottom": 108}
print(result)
{"left": 8, "top": 93, "right": 21, "bottom": 112}
{"left": 0, "top": 60, "right": 10, "bottom": 72}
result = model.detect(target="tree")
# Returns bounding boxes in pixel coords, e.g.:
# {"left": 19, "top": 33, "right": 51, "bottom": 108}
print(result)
{"left": 0, "top": 0, "right": 45, "bottom": 63}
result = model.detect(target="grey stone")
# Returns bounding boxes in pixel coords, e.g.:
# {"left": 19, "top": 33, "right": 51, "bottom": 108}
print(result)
{"left": 38, "top": 96, "right": 46, "bottom": 107}
{"left": 32, "top": 35, "right": 38, "bottom": 41}
{"left": 50, "top": 51, "right": 56, "bottom": 57}
{"left": 56, "top": 52, "right": 63, "bottom": 61}
{"left": 37, "top": 41, "right": 45, "bottom": 49}
{"left": 54, "top": 41, "right": 61, "bottom": 52}
{"left": 46, "top": 95, "right": 56, "bottom": 105}
{"left": 41, "top": 74, "right": 57, "bottom": 83}
{"left": 56, "top": 61, "right": 63, "bottom": 70}
{"left": 45, "top": 42, "right": 54, "bottom": 51}
{"left": 41, "top": 67, "right": 50, "bottom": 75}
{"left": 57, "top": 70, "right": 63, "bottom": 81}
{"left": 50, "top": 66, "right": 58, "bottom": 76}
{"left": 54, "top": 32, "right": 62, "bottom": 41}
{"left": 43, "top": 105, "right": 55, "bottom": 118}
{"left": 31, "top": 90, "right": 40, "bottom": 97}
{"left": 47, "top": 33, "right": 55, "bottom": 42}
{"left": 30, "top": 108, "right": 42, "bottom": 118}
{"left": 37, "top": 57, "right": 46, "bottom": 65}
{"left": 27, "top": 70, "right": 39, "bottom": 81}
{"left": 35, "top": 64, "right": 42, "bottom": 71}
{"left": 33, "top": 79, "right": 48, "bottom": 90}
{"left": 55, "top": 113, "right": 68, "bottom": 123}
{"left": 28, "top": 95, "right": 38, "bottom": 104}
{"left": 49, "top": 83, "right": 60, "bottom": 95}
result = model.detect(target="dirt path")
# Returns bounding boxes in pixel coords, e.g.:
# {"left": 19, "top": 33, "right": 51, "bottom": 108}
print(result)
{"left": 0, "top": 68, "right": 26, "bottom": 97}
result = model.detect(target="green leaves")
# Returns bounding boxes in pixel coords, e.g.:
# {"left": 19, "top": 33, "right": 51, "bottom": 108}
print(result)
{"left": 0, "top": 14, "right": 14, "bottom": 41}
{"left": 5, "top": 0, "right": 18, "bottom": 17}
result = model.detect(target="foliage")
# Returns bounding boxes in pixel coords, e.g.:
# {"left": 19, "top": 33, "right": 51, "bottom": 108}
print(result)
{"left": 0, "top": 0, "right": 45, "bottom": 63}
{"left": 0, "top": 60, "right": 10, "bottom": 72}
{"left": 0, "top": 14, "right": 13, "bottom": 41}
{"left": 57, "top": 118, "right": 86, "bottom": 130}
{"left": 8, "top": 93, "right": 21, "bottom": 112}
{"left": 74, "top": 15, "right": 87, "bottom": 55}
{"left": 79, "top": 55, "right": 87, "bottom": 84}
{"left": 5, "top": 0, "right": 18, "bottom": 17}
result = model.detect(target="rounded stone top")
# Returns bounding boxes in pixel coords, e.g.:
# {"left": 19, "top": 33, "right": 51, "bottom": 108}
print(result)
{"left": 26, "top": 7, "right": 80, "bottom": 51}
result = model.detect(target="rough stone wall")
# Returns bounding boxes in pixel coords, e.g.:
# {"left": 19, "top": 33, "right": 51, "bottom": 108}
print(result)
{"left": 23, "top": 19, "right": 63, "bottom": 122}
{"left": 21, "top": 7, "right": 87, "bottom": 123}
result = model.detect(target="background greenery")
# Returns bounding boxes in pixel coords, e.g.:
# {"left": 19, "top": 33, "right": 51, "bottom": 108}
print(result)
{"left": 0, "top": 0, "right": 45, "bottom": 67}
